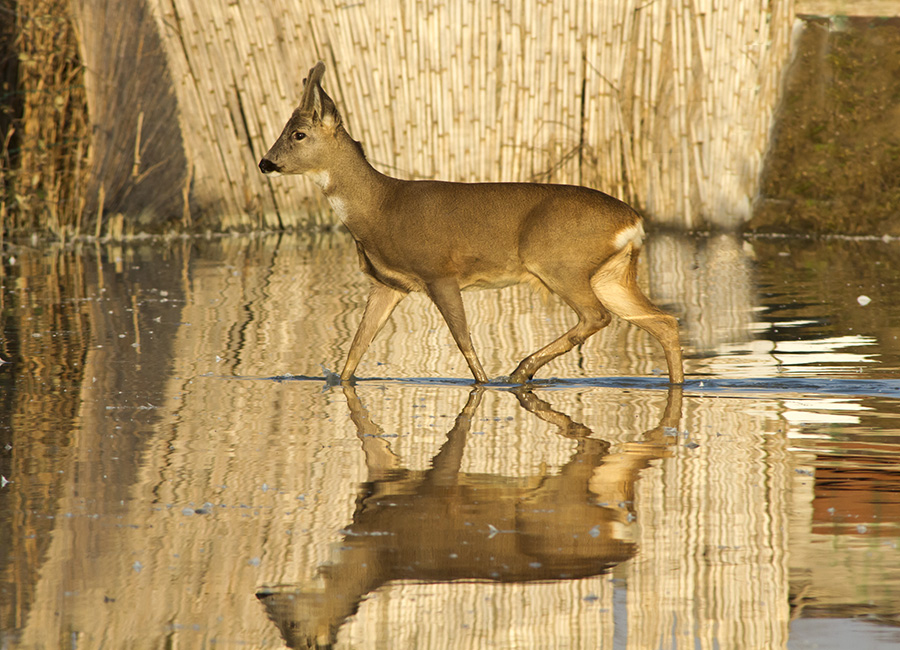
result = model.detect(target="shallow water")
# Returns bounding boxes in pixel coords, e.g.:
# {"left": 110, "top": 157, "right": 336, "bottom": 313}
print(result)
{"left": 1, "top": 233, "right": 899, "bottom": 649}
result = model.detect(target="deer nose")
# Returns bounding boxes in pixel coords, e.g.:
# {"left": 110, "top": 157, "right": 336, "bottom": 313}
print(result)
{"left": 259, "top": 158, "right": 279, "bottom": 174}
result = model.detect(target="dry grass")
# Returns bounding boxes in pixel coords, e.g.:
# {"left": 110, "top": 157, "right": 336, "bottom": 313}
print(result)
{"left": 0, "top": 0, "right": 89, "bottom": 241}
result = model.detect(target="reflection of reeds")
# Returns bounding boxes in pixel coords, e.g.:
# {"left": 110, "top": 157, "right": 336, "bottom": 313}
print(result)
{"left": 5, "top": 234, "right": 866, "bottom": 649}
{"left": 0, "top": 247, "right": 90, "bottom": 634}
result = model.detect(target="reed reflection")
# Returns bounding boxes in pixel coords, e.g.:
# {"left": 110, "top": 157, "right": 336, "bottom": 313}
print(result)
{"left": 257, "top": 385, "right": 683, "bottom": 648}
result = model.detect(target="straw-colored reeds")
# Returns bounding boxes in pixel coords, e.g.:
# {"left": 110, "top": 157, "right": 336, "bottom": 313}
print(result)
{"left": 3, "top": 0, "right": 799, "bottom": 235}
{"left": 797, "top": 0, "right": 900, "bottom": 14}
{"left": 150, "top": 0, "right": 796, "bottom": 230}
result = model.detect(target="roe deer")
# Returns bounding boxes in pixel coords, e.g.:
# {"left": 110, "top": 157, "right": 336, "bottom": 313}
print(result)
{"left": 259, "top": 62, "right": 684, "bottom": 384}
{"left": 257, "top": 385, "right": 683, "bottom": 648}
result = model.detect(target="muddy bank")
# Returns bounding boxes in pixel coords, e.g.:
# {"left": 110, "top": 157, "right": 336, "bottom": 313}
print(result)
{"left": 750, "top": 18, "right": 900, "bottom": 236}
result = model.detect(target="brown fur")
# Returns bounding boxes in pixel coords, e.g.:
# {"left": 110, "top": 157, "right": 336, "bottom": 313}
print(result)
{"left": 260, "top": 62, "right": 684, "bottom": 384}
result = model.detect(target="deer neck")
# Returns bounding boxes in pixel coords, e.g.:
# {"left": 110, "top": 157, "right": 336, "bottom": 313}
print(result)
{"left": 310, "top": 131, "right": 392, "bottom": 230}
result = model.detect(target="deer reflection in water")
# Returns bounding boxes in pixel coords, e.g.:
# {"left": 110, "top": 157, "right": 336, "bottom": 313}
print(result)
{"left": 257, "top": 386, "right": 682, "bottom": 648}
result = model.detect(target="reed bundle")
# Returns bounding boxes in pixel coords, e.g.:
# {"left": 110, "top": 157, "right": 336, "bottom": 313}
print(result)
{"left": 156, "top": 0, "right": 795, "bottom": 230}
{"left": 69, "top": 0, "right": 191, "bottom": 236}
{"left": 3, "top": 0, "right": 798, "bottom": 235}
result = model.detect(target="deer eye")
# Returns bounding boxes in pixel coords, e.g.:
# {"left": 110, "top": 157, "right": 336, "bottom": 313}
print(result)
{"left": 292, "top": 131, "right": 306, "bottom": 142}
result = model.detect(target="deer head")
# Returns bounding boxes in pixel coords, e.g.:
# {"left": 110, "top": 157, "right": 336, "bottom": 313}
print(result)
{"left": 258, "top": 62, "right": 343, "bottom": 178}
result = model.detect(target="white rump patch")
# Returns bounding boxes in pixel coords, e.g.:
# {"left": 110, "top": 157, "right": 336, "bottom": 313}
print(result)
{"left": 613, "top": 221, "right": 645, "bottom": 250}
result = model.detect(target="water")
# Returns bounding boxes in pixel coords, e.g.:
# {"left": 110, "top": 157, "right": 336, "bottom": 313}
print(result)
{"left": 1, "top": 233, "right": 899, "bottom": 649}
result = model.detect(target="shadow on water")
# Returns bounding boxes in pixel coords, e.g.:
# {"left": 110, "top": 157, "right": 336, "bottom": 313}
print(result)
{"left": 257, "top": 386, "right": 682, "bottom": 648}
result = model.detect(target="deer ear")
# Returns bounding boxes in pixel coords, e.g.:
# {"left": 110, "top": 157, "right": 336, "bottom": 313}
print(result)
{"left": 298, "top": 62, "right": 342, "bottom": 129}
{"left": 315, "top": 88, "right": 342, "bottom": 129}
{"left": 298, "top": 62, "right": 324, "bottom": 111}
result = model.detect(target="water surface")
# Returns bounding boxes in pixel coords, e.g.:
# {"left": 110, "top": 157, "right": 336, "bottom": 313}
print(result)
{"left": 1, "top": 233, "right": 899, "bottom": 649}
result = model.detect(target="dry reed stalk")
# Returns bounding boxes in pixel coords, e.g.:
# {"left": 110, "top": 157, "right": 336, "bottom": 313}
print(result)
{"left": 637, "top": 2, "right": 658, "bottom": 210}
{"left": 131, "top": 292, "right": 141, "bottom": 353}
{"left": 520, "top": 3, "right": 534, "bottom": 182}
{"left": 496, "top": 4, "right": 511, "bottom": 180}
{"left": 182, "top": 153, "right": 193, "bottom": 228}
{"left": 448, "top": 1, "right": 461, "bottom": 178}
{"left": 94, "top": 184, "right": 104, "bottom": 239}
{"left": 132, "top": 110, "right": 144, "bottom": 179}
{"left": 176, "top": 3, "right": 223, "bottom": 217}
{"left": 210, "top": 6, "right": 251, "bottom": 221}
{"left": 669, "top": 1, "right": 688, "bottom": 222}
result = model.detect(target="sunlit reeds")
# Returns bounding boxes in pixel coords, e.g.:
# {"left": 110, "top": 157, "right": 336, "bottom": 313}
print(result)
{"left": 2, "top": 0, "right": 796, "bottom": 236}
{"left": 158, "top": 0, "right": 797, "bottom": 231}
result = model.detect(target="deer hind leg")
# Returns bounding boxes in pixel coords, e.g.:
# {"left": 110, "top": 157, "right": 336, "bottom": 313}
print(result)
{"left": 510, "top": 277, "right": 611, "bottom": 383}
{"left": 590, "top": 243, "right": 684, "bottom": 384}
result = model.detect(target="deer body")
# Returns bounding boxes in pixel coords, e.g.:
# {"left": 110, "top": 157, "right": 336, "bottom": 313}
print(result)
{"left": 260, "top": 62, "right": 684, "bottom": 384}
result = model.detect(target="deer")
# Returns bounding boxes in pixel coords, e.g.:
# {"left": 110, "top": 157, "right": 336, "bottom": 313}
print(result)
{"left": 259, "top": 62, "right": 684, "bottom": 385}
{"left": 257, "top": 384, "right": 683, "bottom": 648}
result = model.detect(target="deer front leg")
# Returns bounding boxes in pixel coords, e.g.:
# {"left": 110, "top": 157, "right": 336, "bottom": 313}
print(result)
{"left": 425, "top": 278, "right": 489, "bottom": 383}
{"left": 341, "top": 282, "right": 406, "bottom": 381}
